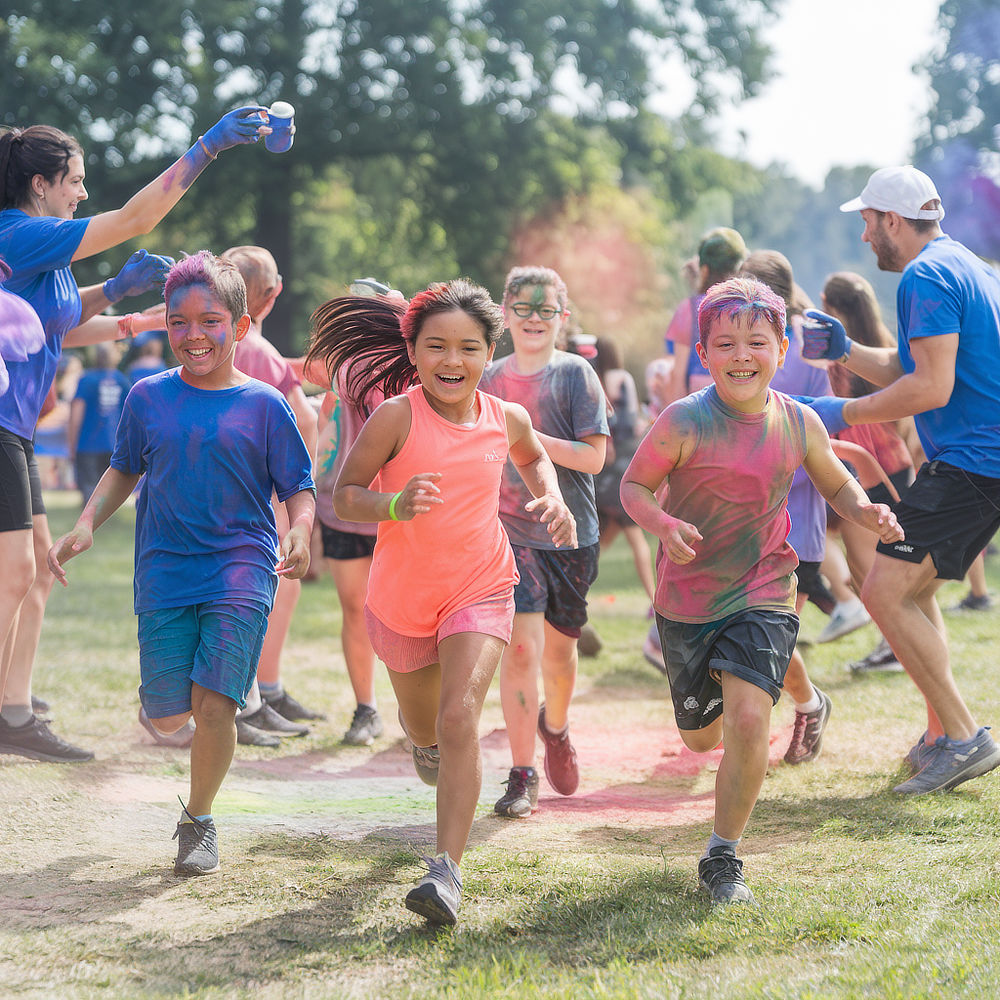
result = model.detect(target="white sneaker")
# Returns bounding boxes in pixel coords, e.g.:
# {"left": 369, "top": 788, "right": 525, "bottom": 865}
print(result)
{"left": 817, "top": 599, "right": 870, "bottom": 643}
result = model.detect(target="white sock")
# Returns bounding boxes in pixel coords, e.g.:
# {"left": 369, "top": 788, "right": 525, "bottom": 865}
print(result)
{"left": 794, "top": 685, "right": 822, "bottom": 714}
{"left": 239, "top": 681, "right": 262, "bottom": 717}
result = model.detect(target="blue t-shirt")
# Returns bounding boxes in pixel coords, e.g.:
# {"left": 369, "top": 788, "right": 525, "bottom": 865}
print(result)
{"left": 897, "top": 235, "right": 1000, "bottom": 477}
{"left": 74, "top": 368, "right": 131, "bottom": 453}
{"left": 110, "top": 370, "right": 316, "bottom": 613}
{"left": 480, "top": 350, "right": 609, "bottom": 549}
{"left": 0, "top": 209, "right": 89, "bottom": 438}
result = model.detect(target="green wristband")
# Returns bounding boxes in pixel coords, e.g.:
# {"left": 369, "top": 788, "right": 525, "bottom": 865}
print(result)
{"left": 388, "top": 491, "right": 404, "bottom": 521}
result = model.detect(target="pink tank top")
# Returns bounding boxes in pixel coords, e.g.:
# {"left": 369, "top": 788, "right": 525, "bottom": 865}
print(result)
{"left": 656, "top": 386, "right": 807, "bottom": 623}
{"left": 366, "top": 385, "right": 518, "bottom": 636}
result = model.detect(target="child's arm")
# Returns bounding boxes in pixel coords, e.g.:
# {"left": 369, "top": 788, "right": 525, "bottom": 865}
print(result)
{"left": 799, "top": 405, "right": 904, "bottom": 544}
{"left": 47, "top": 467, "right": 142, "bottom": 585}
{"left": 829, "top": 438, "right": 901, "bottom": 501}
{"left": 534, "top": 430, "right": 607, "bottom": 475}
{"left": 332, "top": 396, "right": 442, "bottom": 523}
{"left": 276, "top": 489, "right": 316, "bottom": 580}
{"left": 505, "top": 402, "right": 577, "bottom": 549}
{"left": 619, "top": 405, "right": 703, "bottom": 565}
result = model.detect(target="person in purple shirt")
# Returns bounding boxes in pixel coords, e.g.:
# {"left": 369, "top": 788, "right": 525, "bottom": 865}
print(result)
{"left": 0, "top": 109, "right": 269, "bottom": 763}
{"left": 48, "top": 253, "right": 315, "bottom": 878}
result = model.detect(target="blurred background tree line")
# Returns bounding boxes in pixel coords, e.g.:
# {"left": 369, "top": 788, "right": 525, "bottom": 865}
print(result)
{"left": 3, "top": 0, "right": 996, "bottom": 363}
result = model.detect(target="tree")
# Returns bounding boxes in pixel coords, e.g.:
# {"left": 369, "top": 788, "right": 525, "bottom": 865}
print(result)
{"left": 915, "top": 0, "right": 1000, "bottom": 261}
{"left": 2, "top": 0, "right": 780, "bottom": 350}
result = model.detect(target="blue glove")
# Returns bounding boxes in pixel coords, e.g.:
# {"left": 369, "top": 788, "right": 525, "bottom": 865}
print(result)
{"left": 790, "top": 394, "right": 849, "bottom": 434}
{"left": 802, "top": 308, "right": 852, "bottom": 362}
{"left": 201, "top": 107, "right": 269, "bottom": 157}
{"left": 103, "top": 250, "right": 175, "bottom": 303}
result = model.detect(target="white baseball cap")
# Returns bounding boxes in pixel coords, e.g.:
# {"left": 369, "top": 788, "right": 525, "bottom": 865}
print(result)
{"left": 840, "top": 166, "right": 945, "bottom": 221}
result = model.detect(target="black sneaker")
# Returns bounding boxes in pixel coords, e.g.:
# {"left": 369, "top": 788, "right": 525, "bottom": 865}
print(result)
{"left": 239, "top": 702, "right": 310, "bottom": 737}
{"left": 950, "top": 591, "right": 994, "bottom": 613}
{"left": 173, "top": 803, "right": 220, "bottom": 876}
{"left": 0, "top": 715, "right": 94, "bottom": 762}
{"left": 235, "top": 717, "right": 281, "bottom": 747}
{"left": 262, "top": 689, "right": 327, "bottom": 721}
{"left": 848, "top": 637, "right": 903, "bottom": 674}
{"left": 698, "top": 847, "right": 754, "bottom": 904}
{"left": 343, "top": 705, "right": 384, "bottom": 746}
{"left": 31, "top": 694, "right": 51, "bottom": 717}
{"left": 494, "top": 766, "right": 539, "bottom": 818}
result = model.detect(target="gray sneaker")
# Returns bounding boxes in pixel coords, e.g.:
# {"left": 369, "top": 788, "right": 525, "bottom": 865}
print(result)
{"left": 698, "top": 847, "right": 754, "bottom": 905}
{"left": 848, "top": 637, "right": 903, "bottom": 674}
{"left": 239, "top": 702, "right": 310, "bottom": 737}
{"left": 343, "top": 705, "right": 384, "bottom": 746}
{"left": 405, "top": 852, "right": 462, "bottom": 925}
{"left": 894, "top": 727, "right": 1000, "bottom": 794}
{"left": 816, "top": 600, "right": 870, "bottom": 643}
{"left": 172, "top": 803, "right": 220, "bottom": 876}
{"left": 904, "top": 731, "right": 935, "bottom": 774}
{"left": 0, "top": 715, "right": 94, "bottom": 762}
{"left": 398, "top": 709, "right": 440, "bottom": 785}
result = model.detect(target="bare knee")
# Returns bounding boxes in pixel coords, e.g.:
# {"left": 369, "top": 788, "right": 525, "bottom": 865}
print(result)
{"left": 193, "top": 690, "right": 237, "bottom": 728}
{"left": 680, "top": 722, "right": 723, "bottom": 754}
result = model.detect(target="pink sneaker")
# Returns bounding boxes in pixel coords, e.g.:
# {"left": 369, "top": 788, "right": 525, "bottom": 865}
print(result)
{"left": 537, "top": 705, "right": 579, "bottom": 795}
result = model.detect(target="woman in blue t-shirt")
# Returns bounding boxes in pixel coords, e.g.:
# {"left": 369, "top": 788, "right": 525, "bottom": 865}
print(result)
{"left": 0, "top": 109, "right": 270, "bottom": 763}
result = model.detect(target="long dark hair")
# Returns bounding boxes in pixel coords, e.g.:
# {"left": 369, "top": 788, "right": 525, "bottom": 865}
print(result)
{"left": 306, "top": 279, "right": 503, "bottom": 411}
{"left": 0, "top": 126, "right": 83, "bottom": 210}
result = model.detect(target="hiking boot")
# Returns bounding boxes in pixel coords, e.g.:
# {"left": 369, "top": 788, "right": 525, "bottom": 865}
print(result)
{"left": 783, "top": 688, "right": 833, "bottom": 765}
{"left": 239, "top": 702, "right": 310, "bottom": 737}
{"left": 578, "top": 623, "right": 602, "bottom": 657}
{"left": 642, "top": 624, "right": 666, "bottom": 675}
{"left": 398, "top": 709, "right": 440, "bottom": 786}
{"left": 138, "top": 707, "right": 194, "bottom": 748}
{"left": 904, "top": 731, "right": 935, "bottom": 775}
{"left": 172, "top": 803, "right": 220, "bottom": 876}
{"left": 235, "top": 717, "right": 281, "bottom": 747}
{"left": 894, "top": 727, "right": 1000, "bottom": 794}
{"left": 537, "top": 705, "right": 579, "bottom": 795}
{"left": 343, "top": 704, "right": 384, "bottom": 746}
{"left": 494, "top": 766, "right": 539, "bottom": 818}
{"left": 816, "top": 599, "right": 870, "bottom": 643}
{"left": 405, "top": 852, "right": 462, "bottom": 925}
{"left": 0, "top": 715, "right": 94, "bottom": 762}
{"left": 950, "top": 591, "right": 994, "bottom": 613}
{"left": 848, "top": 636, "right": 903, "bottom": 674}
{"left": 262, "top": 688, "right": 327, "bottom": 721}
{"left": 698, "top": 847, "right": 754, "bottom": 905}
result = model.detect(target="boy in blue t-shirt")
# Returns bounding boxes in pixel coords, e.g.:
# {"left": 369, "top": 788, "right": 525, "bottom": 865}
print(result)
{"left": 47, "top": 252, "right": 316, "bottom": 876}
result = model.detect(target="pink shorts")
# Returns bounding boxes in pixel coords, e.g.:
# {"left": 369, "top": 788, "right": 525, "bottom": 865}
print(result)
{"left": 364, "top": 592, "right": 515, "bottom": 673}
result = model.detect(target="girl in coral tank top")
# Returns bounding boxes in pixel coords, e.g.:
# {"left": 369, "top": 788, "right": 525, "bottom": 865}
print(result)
{"left": 306, "top": 280, "right": 576, "bottom": 927}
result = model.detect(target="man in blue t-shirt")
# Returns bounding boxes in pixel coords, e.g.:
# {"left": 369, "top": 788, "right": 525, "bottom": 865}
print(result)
{"left": 802, "top": 165, "right": 1000, "bottom": 796}
{"left": 68, "top": 342, "right": 131, "bottom": 503}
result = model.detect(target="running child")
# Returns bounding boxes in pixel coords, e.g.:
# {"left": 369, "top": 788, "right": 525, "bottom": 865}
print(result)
{"left": 47, "top": 252, "right": 315, "bottom": 877}
{"left": 479, "top": 265, "right": 608, "bottom": 820}
{"left": 621, "top": 276, "right": 903, "bottom": 905}
{"left": 307, "top": 280, "right": 575, "bottom": 926}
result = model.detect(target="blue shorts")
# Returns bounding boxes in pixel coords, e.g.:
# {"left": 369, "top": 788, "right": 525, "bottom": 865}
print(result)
{"left": 137, "top": 601, "right": 270, "bottom": 718}
{"left": 511, "top": 542, "right": 600, "bottom": 638}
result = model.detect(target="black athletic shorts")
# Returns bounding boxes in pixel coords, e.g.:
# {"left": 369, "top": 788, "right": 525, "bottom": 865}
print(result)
{"left": 511, "top": 541, "right": 600, "bottom": 638}
{"left": 866, "top": 467, "right": 915, "bottom": 507}
{"left": 876, "top": 460, "right": 1000, "bottom": 580}
{"left": 0, "top": 428, "right": 45, "bottom": 532}
{"left": 655, "top": 608, "right": 799, "bottom": 731}
{"left": 320, "top": 522, "right": 376, "bottom": 561}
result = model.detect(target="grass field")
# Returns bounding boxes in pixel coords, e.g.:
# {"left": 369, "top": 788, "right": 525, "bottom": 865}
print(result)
{"left": 2, "top": 491, "right": 999, "bottom": 1000}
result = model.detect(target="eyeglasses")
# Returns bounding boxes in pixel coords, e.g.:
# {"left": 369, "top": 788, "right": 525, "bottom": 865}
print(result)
{"left": 510, "top": 302, "right": 561, "bottom": 320}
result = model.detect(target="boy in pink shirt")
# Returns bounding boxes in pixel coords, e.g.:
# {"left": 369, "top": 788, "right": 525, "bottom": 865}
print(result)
{"left": 621, "top": 276, "right": 903, "bottom": 905}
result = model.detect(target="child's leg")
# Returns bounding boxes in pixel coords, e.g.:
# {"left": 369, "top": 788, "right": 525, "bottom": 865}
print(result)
{"left": 499, "top": 611, "right": 544, "bottom": 766}
{"left": 254, "top": 575, "right": 300, "bottom": 687}
{"left": 539, "top": 621, "right": 577, "bottom": 732}
{"left": 622, "top": 522, "right": 656, "bottom": 604}
{"left": 389, "top": 661, "right": 440, "bottom": 750}
{"left": 187, "top": 683, "right": 238, "bottom": 817}
{"left": 435, "top": 632, "right": 505, "bottom": 859}
{"left": 713, "top": 672, "right": 774, "bottom": 843}
{"left": 0, "top": 528, "right": 33, "bottom": 704}
{"left": 329, "top": 555, "right": 377, "bottom": 707}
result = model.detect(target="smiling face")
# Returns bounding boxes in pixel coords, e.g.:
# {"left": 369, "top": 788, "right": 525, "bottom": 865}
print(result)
{"left": 504, "top": 283, "right": 566, "bottom": 367}
{"left": 34, "top": 153, "right": 88, "bottom": 219}
{"left": 406, "top": 308, "right": 494, "bottom": 422}
{"left": 167, "top": 283, "right": 251, "bottom": 390}
{"left": 696, "top": 314, "right": 788, "bottom": 413}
